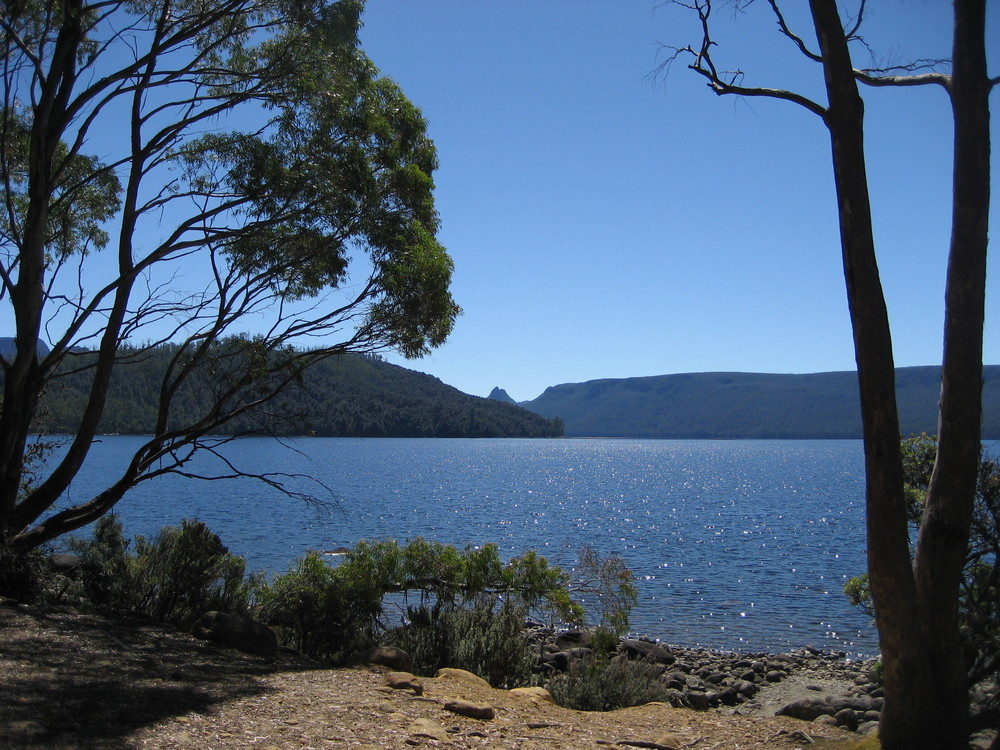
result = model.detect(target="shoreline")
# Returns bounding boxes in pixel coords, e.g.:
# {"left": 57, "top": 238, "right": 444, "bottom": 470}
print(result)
{"left": 0, "top": 598, "right": 872, "bottom": 749}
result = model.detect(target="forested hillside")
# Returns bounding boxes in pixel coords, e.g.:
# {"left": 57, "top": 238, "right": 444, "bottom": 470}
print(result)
{"left": 517, "top": 366, "right": 1000, "bottom": 439}
{"left": 18, "top": 344, "right": 563, "bottom": 438}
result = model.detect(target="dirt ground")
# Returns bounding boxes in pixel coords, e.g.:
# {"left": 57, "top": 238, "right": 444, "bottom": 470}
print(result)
{"left": 0, "top": 599, "right": 864, "bottom": 750}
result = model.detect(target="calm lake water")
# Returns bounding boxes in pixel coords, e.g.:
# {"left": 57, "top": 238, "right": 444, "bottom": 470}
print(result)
{"left": 52, "top": 437, "right": 877, "bottom": 656}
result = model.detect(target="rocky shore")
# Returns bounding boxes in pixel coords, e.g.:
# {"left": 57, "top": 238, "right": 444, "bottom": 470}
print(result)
{"left": 529, "top": 628, "right": 998, "bottom": 749}
{"left": 532, "top": 628, "right": 882, "bottom": 736}
{"left": 0, "top": 599, "right": 864, "bottom": 749}
{"left": 4, "top": 598, "right": 997, "bottom": 749}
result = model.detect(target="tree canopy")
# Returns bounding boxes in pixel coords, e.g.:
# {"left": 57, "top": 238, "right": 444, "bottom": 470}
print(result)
{"left": 0, "top": 0, "right": 459, "bottom": 552}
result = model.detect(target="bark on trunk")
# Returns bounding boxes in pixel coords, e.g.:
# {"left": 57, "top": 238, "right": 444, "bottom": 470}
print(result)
{"left": 913, "top": 1, "right": 991, "bottom": 746}
{"left": 807, "top": 1, "right": 945, "bottom": 747}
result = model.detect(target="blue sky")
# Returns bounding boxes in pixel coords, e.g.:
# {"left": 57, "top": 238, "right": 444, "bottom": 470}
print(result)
{"left": 357, "top": 1, "right": 999, "bottom": 403}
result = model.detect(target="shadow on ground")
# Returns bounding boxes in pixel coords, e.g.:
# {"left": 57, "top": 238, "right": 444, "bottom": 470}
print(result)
{"left": 0, "top": 601, "right": 311, "bottom": 749}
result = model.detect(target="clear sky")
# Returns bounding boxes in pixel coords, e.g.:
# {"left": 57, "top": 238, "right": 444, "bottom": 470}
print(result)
{"left": 356, "top": 1, "right": 999, "bottom": 403}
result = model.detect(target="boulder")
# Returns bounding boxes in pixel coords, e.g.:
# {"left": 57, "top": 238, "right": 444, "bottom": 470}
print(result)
{"left": 555, "top": 629, "right": 591, "bottom": 649}
{"left": 358, "top": 645, "right": 413, "bottom": 672}
{"left": 191, "top": 611, "right": 277, "bottom": 656}
{"left": 49, "top": 553, "right": 87, "bottom": 574}
{"left": 620, "top": 639, "right": 676, "bottom": 665}
{"left": 444, "top": 699, "right": 495, "bottom": 720}
{"left": 435, "top": 667, "right": 491, "bottom": 688}
{"left": 857, "top": 721, "right": 881, "bottom": 737}
{"left": 408, "top": 718, "right": 450, "bottom": 742}
{"left": 776, "top": 697, "right": 836, "bottom": 722}
{"left": 510, "top": 686, "right": 554, "bottom": 703}
{"left": 384, "top": 672, "right": 423, "bottom": 695}
{"left": 541, "top": 651, "right": 571, "bottom": 672}
{"left": 834, "top": 707, "right": 859, "bottom": 731}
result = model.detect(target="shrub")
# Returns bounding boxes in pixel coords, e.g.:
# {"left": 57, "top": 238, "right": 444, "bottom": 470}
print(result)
{"left": 447, "top": 601, "right": 534, "bottom": 688}
{"left": 574, "top": 544, "right": 638, "bottom": 641}
{"left": 256, "top": 550, "right": 380, "bottom": 663}
{"left": 546, "top": 655, "right": 671, "bottom": 711}
{"left": 0, "top": 542, "right": 48, "bottom": 601}
{"left": 257, "top": 538, "right": 596, "bottom": 669}
{"left": 387, "top": 600, "right": 534, "bottom": 687}
{"left": 72, "top": 516, "right": 256, "bottom": 625}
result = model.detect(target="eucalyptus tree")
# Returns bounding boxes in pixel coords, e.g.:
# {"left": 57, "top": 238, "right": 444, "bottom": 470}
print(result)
{"left": 666, "top": 2, "right": 994, "bottom": 748}
{"left": 0, "top": 0, "right": 459, "bottom": 553}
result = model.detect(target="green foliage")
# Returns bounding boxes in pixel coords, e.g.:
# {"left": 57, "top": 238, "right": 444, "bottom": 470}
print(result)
{"left": 257, "top": 538, "right": 584, "bottom": 666}
{"left": 71, "top": 517, "right": 256, "bottom": 626}
{"left": 845, "top": 435, "right": 1000, "bottom": 688}
{"left": 843, "top": 574, "right": 875, "bottom": 619}
{"left": 575, "top": 544, "right": 638, "bottom": 642}
{"left": 2, "top": 0, "right": 463, "bottom": 552}
{"left": 255, "top": 550, "right": 379, "bottom": 662}
{"left": 0, "top": 543, "right": 48, "bottom": 601}
{"left": 387, "top": 601, "right": 534, "bottom": 687}
{"left": 0, "top": 106, "right": 121, "bottom": 262}
{"left": 546, "top": 656, "right": 672, "bottom": 711}
{"left": 869, "top": 659, "right": 884, "bottom": 687}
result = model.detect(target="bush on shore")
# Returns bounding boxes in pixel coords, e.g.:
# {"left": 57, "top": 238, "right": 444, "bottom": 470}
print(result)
{"left": 19, "top": 518, "right": 637, "bottom": 696}
{"left": 546, "top": 654, "right": 673, "bottom": 711}
{"left": 70, "top": 516, "right": 257, "bottom": 627}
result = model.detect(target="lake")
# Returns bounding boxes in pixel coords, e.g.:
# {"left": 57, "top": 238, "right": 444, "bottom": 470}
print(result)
{"left": 53, "top": 437, "right": 877, "bottom": 656}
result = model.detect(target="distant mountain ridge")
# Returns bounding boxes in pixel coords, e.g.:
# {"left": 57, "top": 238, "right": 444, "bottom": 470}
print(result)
{"left": 516, "top": 366, "right": 1000, "bottom": 439}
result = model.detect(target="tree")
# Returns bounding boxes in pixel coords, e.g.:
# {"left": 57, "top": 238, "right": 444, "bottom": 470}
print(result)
{"left": 846, "top": 435, "right": 1000, "bottom": 731}
{"left": 0, "top": 0, "right": 459, "bottom": 555}
{"left": 666, "top": 2, "right": 994, "bottom": 748}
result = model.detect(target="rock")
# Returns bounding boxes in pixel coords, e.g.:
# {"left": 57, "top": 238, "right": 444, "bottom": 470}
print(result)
{"left": 49, "top": 553, "right": 87, "bottom": 573}
{"left": 686, "top": 690, "right": 712, "bottom": 711}
{"left": 408, "top": 718, "right": 450, "bottom": 742}
{"left": 719, "top": 686, "right": 739, "bottom": 706}
{"left": 510, "top": 686, "right": 554, "bottom": 703}
{"left": 444, "top": 699, "right": 495, "bottom": 720}
{"left": 541, "top": 651, "right": 571, "bottom": 672}
{"left": 776, "top": 697, "right": 836, "bottom": 722}
{"left": 733, "top": 679, "right": 757, "bottom": 697}
{"left": 663, "top": 688, "right": 690, "bottom": 709}
{"left": 384, "top": 672, "right": 423, "bottom": 695}
{"left": 435, "top": 667, "right": 491, "bottom": 688}
{"left": 620, "top": 639, "right": 676, "bottom": 665}
{"left": 765, "top": 670, "right": 784, "bottom": 682}
{"left": 190, "top": 611, "right": 277, "bottom": 656}
{"left": 358, "top": 645, "right": 413, "bottom": 672}
{"left": 857, "top": 721, "right": 880, "bottom": 737}
{"left": 555, "top": 629, "right": 590, "bottom": 649}
{"left": 834, "top": 707, "right": 859, "bottom": 731}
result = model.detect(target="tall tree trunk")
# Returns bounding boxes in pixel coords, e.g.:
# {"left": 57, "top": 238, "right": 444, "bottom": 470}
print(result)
{"left": 807, "top": 1, "right": 944, "bottom": 747}
{"left": 0, "top": 0, "right": 84, "bottom": 538}
{"left": 914, "top": 1, "right": 991, "bottom": 746}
